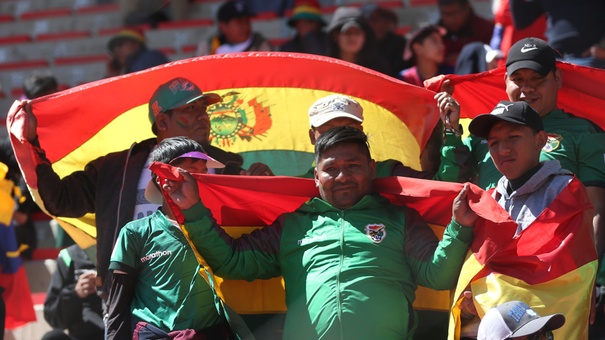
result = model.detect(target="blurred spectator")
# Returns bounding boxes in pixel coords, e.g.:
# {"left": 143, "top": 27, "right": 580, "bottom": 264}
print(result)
{"left": 510, "top": 0, "right": 605, "bottom": 69}
{"left": 326, "top": 7, "right": 391, "bottom": 76}
{"left": 106, "top": 28, "right": 169, "bottom": 77}
{"left": 196, "top": 0, "right": 272, "bottom": 56}
{"left": 455, "top": 41, "right": 504, "bottom": 75}
{"left": 360, "top": 4, "right": 408, "bottom": 77}
{"left": 437, "top": 0, "right": 494, "bottom": 67}
{"left": 0, "top": 73, "right": 61, "bottom": 259}
{"left": 42, "top": 245, "right": 103, "bottom": 340}
{"left": 279, "top": 0, "right": 327, "bottom": 55}
{"left": 490, "top": 0, "right": 546, "bottom": 64}
{"left": 399, "top": 25, "right": 453, "bottom": 87}
{"left": 119, "top": 0, "right": 189, "bottom": 27}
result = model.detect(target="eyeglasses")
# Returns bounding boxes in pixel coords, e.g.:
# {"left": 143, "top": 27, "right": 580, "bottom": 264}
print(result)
{"left": 527, "top": 330, "right": 554, "bottom": 340}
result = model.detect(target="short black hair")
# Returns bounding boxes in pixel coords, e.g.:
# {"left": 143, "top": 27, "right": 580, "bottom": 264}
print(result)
{"left": 23, "top": 73, "right": 58, "bottom": 99}
{"left": 438, "top": 0, "right": 469, "bottom": 6}
{"left": 315, "top": 126, "right": 371, "bottom": 163}
{"left": 151, "top": 136, "right": 206, "bottom": 164}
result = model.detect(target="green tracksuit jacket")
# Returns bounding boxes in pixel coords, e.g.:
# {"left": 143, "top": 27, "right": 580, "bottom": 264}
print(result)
{"left": 182, "top": 194, "right": 473, "bottom": 340}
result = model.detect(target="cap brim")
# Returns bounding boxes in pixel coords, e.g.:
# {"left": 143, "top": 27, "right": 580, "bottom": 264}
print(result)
{"left": 186, "top": 92, "right": 222, "bottom": 106}
{"left": 170, "top": 151, "right": 225, "bottom": 169}
{"left": 311, "top": 112, "right": 363, "bottom": 128}
{"left": 468, "top": 113, "right": 512, "bottom": 139}
{"left": 507, "top": 60, "right": 550, "bottom": 77}
{"left": 511, "top": 314, "right": 566, "bottom": 337}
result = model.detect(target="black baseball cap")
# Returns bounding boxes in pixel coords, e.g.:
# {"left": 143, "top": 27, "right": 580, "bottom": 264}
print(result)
{"left": 217, "top": 1, "right": 254, "bottom": 22}
{"left": 469, "top": 100, "right": 544, "bottom": 139}
{"left": 506, "top": 37, "right": 559, "bottom": 76}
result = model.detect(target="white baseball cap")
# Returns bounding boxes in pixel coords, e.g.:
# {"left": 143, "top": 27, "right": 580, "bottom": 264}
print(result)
{"left": 308, "top": 94, "right": 364, "bottom": 128}
{"left": 477, "top": 301, "right": 565, "bottom": 340}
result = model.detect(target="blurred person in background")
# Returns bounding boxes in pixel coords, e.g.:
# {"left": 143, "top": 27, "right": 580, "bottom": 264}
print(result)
{"left": 280, "top": 0, "right": 327, "bottom": 55}
{"left": 326, "top": 7, "right": 391, "bottom": 76}
{"left": 196, "top": 0, "right": 272, "bottom": 56}
{"left": 106, "top": 28, "right": 169, "bottom": 77}
{"left": 399, "top": 25, "right": 453, "bottom": 87}
{"left": 437, "top": 0, "right": 494, "bottom": 67}
{"left": 360, "top": 3, "right": 408, "bottom": 77}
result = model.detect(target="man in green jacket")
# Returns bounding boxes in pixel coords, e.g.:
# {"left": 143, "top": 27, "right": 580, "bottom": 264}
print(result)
{"left": 163, "top": 126, "right": 477, "bottom": 339}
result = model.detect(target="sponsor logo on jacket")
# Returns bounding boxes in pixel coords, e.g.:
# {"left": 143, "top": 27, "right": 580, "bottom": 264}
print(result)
{"left": 140, "top": 250, "right": 173, "bottom": 263}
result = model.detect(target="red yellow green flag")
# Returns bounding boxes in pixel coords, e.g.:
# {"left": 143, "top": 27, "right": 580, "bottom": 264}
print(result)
{"left": 449, "top": 177, "right": 597, "bottom": 339}
{"left": 7, "top": 53, "right": 441, "bottom": 314}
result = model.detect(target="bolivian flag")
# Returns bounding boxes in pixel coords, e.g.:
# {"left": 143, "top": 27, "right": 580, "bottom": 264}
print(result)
{"left": 6, "top": 53, "right": 441, "bottom": 314}
{"left": 425, "top": 61, "right": 605, "bottom": 131}
{"left": 449, "top": 177, "right": 596, "bottom": 339}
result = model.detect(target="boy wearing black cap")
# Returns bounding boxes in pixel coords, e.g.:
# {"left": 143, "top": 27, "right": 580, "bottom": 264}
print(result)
{"left": 454, "top": 100, "right": 595, "bottom": 339}
{"left": 196, "top": 0, "right": 272, "bottom": 56}
{"left": 468, "top": 100, "right": 574, "bottom": 234}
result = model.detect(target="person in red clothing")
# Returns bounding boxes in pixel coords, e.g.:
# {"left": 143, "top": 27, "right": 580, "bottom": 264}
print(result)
{"left": 437, "top": 0, "right": 494, "bottom": 67}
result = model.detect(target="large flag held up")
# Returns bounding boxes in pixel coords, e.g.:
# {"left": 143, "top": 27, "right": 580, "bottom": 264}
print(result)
{"left": 7, "top": 53, "right": 441, "bottom": 314}
{"left": 8, "top": 52, "right": 439, "bottom": 249}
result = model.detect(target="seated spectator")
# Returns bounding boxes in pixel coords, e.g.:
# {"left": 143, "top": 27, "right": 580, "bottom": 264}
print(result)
{"left": 360, "top": 3, "right": 408, "bottom": 76}
{"left": 326, "top": 7, "right": 391, "bottom": 76}
{"left": 279, "top": 0, "right": 327, "bottom": 55}
{"left": 106, "top": 28, "right": 169, "bottom": 77}
{"left": 42, "top": 244, "right": 103, "bottom": 340}
{"left": 478, "top": 301, "right": 565, "bottom": 340}
{"left": 399, "top": 25, "right": 454, "bottom": 87}
{"left": 437, "top": 0, "right": 494, "bottom": 67}
{"left": 107, "top": 136, "right": 238, "bottom": 339}
{"left": 196, "top": 0, "right": 272, "bottom": 56}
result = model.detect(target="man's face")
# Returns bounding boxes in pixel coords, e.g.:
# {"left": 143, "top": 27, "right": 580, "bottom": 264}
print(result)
{"left": 220, "top": 17, "right": 252, "bottom": 44}
{"left": 309, "top": 117, "right": 363, "bottom": 145}
{"left": 505, "top": 68, "right": 562, "bottom": 116}
{"left": 315, "top": 142, "right": 375, "bottom": 209}
{"left": 487, "top": 121, "right": 546, "bottom": 180}
{"left": 162, "top": 99, "right": 211, "bottom": 145}
{"left": 439, "top": 2, "right": 470, "bottom": 33}
{"left": 366, "top": 13, "right": 394, "bottom": 40}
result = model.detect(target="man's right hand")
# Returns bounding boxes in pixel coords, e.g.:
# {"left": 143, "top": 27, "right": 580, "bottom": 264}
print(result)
{"left": 162, "top": 168, "right": 201, "bottom": 210}
{"left": 23, "top": 101, "right": 38, "bottom": 142}
{"left": 434, "top": 79, "right": 461, "bottom": 131}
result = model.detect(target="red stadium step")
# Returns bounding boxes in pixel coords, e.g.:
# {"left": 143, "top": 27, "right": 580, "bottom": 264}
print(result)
{"left": 0, "top": 14, "right": 14, "bottom": 23}
{"left": 0, "top": 59, "right": 48, "bottom": 71}
{"left": 158, "top": 18, "right": 214, "bottom": 29}
{"left": 75, "top": 3, "right": 120, "bottom": 14}
{"left": 54, "top": 54, "right": 109, "bottom": 66}
{"left": 19, "top": 8, "right": 72, "bottom": 20}
{"left": 31, "top": 248, "right": 61, "bottom": 261}
{"left": 0, "top": 35, "right": 32, "bottom": 45}
{"left": 35, "top": 31, "right": 91, "bottom": 42}
{"left": 409, "top": 0, "right": 437, "bottom": 7}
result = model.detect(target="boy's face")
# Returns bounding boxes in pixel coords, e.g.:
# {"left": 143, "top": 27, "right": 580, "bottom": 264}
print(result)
{"left": 170, "top": 158, "right": 208, "bottom": 174}
{"left": 487, "top": 121, "right": 546, "bottom": 180}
